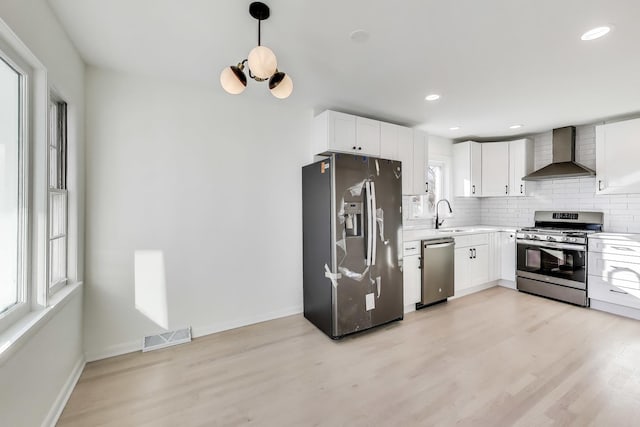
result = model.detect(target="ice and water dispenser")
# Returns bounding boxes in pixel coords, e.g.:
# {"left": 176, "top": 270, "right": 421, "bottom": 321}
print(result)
{"left": 343, "top": 202, "right": 363, "bottom": 237}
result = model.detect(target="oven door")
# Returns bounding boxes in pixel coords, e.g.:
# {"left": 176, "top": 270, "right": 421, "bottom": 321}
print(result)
{"left": 516, "top": 239, "right": 587, "bottom": 289}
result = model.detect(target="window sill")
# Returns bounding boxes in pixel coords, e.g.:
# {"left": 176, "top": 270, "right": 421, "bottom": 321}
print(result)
{"left": 0, "top": 281, "right": 82, "bottom": 366}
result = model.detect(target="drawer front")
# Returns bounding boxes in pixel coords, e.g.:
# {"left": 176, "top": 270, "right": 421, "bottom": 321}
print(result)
{"left": 471, "top": 233, "right": 489, "bottom": 246}
{"left": 589, "top": 239, "right": 640, "bottom": 256}
{"left": 403, "top": 241, "right": 420, "bottom": 256}
{"left": 588, "top": 275, "right": 640, "bottom": 310}
{"left": 455, "top": 233, "right": 489, "bottom": 248}
{"left": 588, "top": 252, "right": 640, "bottom": 287}
{"left": 455, "top": 235, "right": 473, "bottom": 248}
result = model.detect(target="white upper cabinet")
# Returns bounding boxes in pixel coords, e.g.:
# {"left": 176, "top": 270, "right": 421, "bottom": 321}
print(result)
{"left": 356, "top": 117, "right": 381, "bottom": 156}
{"left": 453, "top": 141, "right": 482, "bottom": 197}
{"left": 412, "top": 130, "right": 429, "bottom": 195}
{"left": 596, "top": 118, "right": 640, "bottom": 195}
{"left": 380, "top": 122, "right": 401, "bottom": 160}
{"left": 312, "top": 110, "right": 380, "bottom": 157}
{"left": 509, "top": 138, "right": 534, "bottom": 197}
{"left": 481, "top": 142, "right": 509, "bottom": 197}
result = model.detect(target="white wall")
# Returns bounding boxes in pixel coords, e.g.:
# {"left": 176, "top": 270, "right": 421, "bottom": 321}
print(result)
{"left": 480, "top": 124, "right": 640, "bottom": 232}
{"left": 0, "top": 0, "right": 85, "bottom": 425}
{"left": 84, "top": 67, "right": 313, "bottom": 360}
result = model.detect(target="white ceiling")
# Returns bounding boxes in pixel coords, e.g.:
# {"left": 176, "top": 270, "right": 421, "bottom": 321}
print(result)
{"left": 48, "top": 0, "right": 640, "bottom": 139}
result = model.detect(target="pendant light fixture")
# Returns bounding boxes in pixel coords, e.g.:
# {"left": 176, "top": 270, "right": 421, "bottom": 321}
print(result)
{"left": 220, "top": 2, "right": 293, "bottom": 99}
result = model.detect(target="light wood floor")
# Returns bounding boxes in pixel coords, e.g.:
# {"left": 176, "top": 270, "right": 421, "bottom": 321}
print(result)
{"left": 58, "top": 287, "right": 640, "bottom": 426}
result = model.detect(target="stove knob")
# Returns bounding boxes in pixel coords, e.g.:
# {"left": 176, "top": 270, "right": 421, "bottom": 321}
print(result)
{"left": 530, "top": 234, "right": 538, "bottom": 240}
{"left": 546, "top": 236, "right": 555, "bottom": 242}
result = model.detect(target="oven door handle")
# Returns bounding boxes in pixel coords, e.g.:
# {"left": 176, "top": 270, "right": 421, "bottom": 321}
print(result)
{"left": 516, "top": 239, "right": 586, "bottom": 251}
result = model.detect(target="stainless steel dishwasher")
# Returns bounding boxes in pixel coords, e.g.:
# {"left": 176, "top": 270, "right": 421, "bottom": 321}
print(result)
{"left": 417, "top": 237, "right": 455, "bottom": 309}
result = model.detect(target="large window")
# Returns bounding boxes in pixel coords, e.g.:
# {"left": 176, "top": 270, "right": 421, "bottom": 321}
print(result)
{"left": 0, "top": 54, "right": 26, "bottom": 316}
{"left": 48, "top": 99, "right": 68, "bottom": 293}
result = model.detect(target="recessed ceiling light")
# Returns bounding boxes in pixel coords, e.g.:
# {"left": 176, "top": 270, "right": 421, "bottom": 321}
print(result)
{"left": 425, "top": 94, "right": 440, "bottom": 101}
{"left": 449, "top": 126, "right": 460, "bottom": 131}
{"left": 581, "top": 26, "right": 611, "bottom": 41}
{"left": 350, "top": 29, "right": 370, "bottom": 43}
{"left": 509, "top": 124, "right": 523, "bottom": 129}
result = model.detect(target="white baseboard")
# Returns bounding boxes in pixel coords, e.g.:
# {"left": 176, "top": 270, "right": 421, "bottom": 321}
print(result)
{"left": 86, "top": 305, "right": 304, "bottom": 362}
{"left": 42, "top": 354, "right": 85, "bottom": 427}
{"left": 451, "top": 281, "right": 498, "bottom": 299}
{"left": 85, "top": 339, "right": 141, "bottom": 362}
{"left": 590, "top": 299, "right": 640, "bottom": 321}
{"left": 497, "top": 279, "right": 516, "bottom": 290}
{"left": 191, "top": 305, "right": 303, "bottom": 338}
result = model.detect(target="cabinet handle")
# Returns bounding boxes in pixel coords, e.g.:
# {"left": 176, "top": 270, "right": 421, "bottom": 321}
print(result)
{"left": 472, "top": 185, "right": 476, "bottom": 195}
{"left": 358, "top": 147, "right": 362, "bottom": 150}
{"left": 425, "top": 182, "right": 429, "bottom": 192}
{"left": 612, "top": 246, "right": 634, "bottom": 252}
{"left": 505, "top": 185, "right": 508, "bottom": 195}
{"left": 520, "top": 184, "right": 523, "bottom": 194}
{"left": 473, "top": 248, "right": 477, "bottom": 259}
{"left": 352, "top": 146, "right": 356, "bottom": 150}
{"left": 469, "top": 249, "right": 473, "bottom": 259}
{"left": 598, "top": 180, "right": 604, "bottom": 191}
{"left": 610, "top": 288, "right": 628, "bottom": 295}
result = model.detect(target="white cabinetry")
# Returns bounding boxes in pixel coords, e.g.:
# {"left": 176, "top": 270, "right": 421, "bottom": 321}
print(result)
{"left": 481, "top": 142, "right": 509, "bottom": 197}
{"left": 313, "top": 110, "right": 381, "bottom": 157}
{"left": 380, "top": 123, "right": 416, "bottom": 195}
{"left": 454, "top": 233, "right": 489, "bottom": 294}
{"left": 402, "top": 241, "right": 421, "bottom": 311}
{"left": 500, "top": 231, "right": 516, "bottom": 283}
{"left": 509, "top": 139, "right": 534, "bottom": 196}
{"left": 595, "top": 118, "right": 640, "bottom": 195}
{"left": 412, "top": 130, "right": 429, "bottom": 195}
{"left": 588, "top": 235, "right": 640, "bottom": 319}
{"left": 453, "top": 141, "right": 482, "bottom": 197}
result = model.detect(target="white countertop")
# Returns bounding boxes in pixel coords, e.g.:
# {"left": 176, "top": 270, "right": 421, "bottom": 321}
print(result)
{"left": 403, "top": 225, "right": 518, "bottom": 242}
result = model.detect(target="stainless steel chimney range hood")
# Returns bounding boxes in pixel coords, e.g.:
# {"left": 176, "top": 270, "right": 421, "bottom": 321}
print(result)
{"left": 522, "top": 126, "right": 595, "bottom": 181}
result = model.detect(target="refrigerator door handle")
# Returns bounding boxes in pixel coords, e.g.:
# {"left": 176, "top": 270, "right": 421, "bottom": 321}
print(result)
{"left": 370, "top": 181, "right": 377, "bottom": 266}
{"left": 365, "top": 181, "right": 373, "bottom": 266}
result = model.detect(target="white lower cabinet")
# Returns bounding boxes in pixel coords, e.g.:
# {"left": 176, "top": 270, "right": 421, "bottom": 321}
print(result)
{"left": 402, "top": 241, "right": 421, "bottom": 309}
{"left": 588, "top": 236, "right": 640, "bottom": 319}
{"left": 500, "top": 231, "right": 516, "bottom": 283}
{"left": 454, "top": 234, "right": 489, "bottom": 294}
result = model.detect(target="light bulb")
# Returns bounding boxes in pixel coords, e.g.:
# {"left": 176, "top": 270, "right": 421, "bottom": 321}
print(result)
{"left": 269, "top": 72, "right": 293, "bottom": 99}
{"left": 247, "top": 46, "right": 277, "bottom": 79}
{"left": 220, "top": 65, "right": 247, "bottom": 94}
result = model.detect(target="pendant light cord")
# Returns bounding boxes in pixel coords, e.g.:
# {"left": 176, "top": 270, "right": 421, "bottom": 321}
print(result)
{"left": 258, "top": 19, "right": 261, "bottom": 46}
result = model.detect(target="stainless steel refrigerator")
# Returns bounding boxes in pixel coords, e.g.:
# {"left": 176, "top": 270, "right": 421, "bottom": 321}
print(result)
{"left": 302, "top": 153, "right": 403, "bottom": 339}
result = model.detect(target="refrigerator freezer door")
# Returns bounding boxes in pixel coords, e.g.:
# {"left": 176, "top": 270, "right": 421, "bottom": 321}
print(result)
{"left": 332, "top": 155, "right": 403, "bottom": 336}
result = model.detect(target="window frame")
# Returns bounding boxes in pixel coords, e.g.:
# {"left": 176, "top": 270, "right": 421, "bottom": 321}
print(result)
{"left": 0, "top": 45, "right": 31, "bottom": 333}
{"left": 47, "top": 96, "right": 68, "bottom": 295}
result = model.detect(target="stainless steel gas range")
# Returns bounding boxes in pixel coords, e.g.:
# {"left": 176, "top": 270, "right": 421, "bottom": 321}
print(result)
{"left": 516, "top": 211, "right": 603, "bottom": 306}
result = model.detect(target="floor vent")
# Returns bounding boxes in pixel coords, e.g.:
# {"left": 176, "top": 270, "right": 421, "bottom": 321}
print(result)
{"left": 142, "top": 327, "right": 192, "bottom": 352}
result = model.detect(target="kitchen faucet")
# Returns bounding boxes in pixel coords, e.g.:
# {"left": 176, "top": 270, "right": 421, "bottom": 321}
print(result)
{"left": 435, "top": 199, "right": 453, "bottom": 229}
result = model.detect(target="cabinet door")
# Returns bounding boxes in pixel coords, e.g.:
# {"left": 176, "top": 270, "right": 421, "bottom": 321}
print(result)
{"left": 453, "top": 141, "right": 481, "bottom": 197}
{"left": 380, "top": 122, "right": 399, "bottom": 160}
{"left": 481, "top": 142, "right": 509, "bottom": 197}
{"left": 403, "top": 254, "right": 421, "bottom": 306}
{"left": 509, "top": 139, "right": 533, "bottom": 197}
{"left": 328, "top": 111, "right": 356, "bottom": 152}
{"left": 454, "top": 247, "right": 472, "bottom": 293}
{"left": 356, "top": 117, "right": 381, "bottom": 156}
{"left": 397, "top": 127, "right": 414, "bottom": 195}
{"left": 500, "top": 232, "right": 516, "bottom": 281}
{"left": 471, "top": 245, "right": 490, "bottom": 286}
{"left": 412, "top": 130, "right": 429, "bottom": 194}
{"left": 470, "top": 142, "right": 482, "bottom": 196}
{"left": 596, "top": 118, "right": 640, "bottom": 195}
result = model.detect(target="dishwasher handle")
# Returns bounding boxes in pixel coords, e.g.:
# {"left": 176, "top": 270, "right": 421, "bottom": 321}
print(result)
{"left": 424, "top": 242, "right": 455, "bottom": 249}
